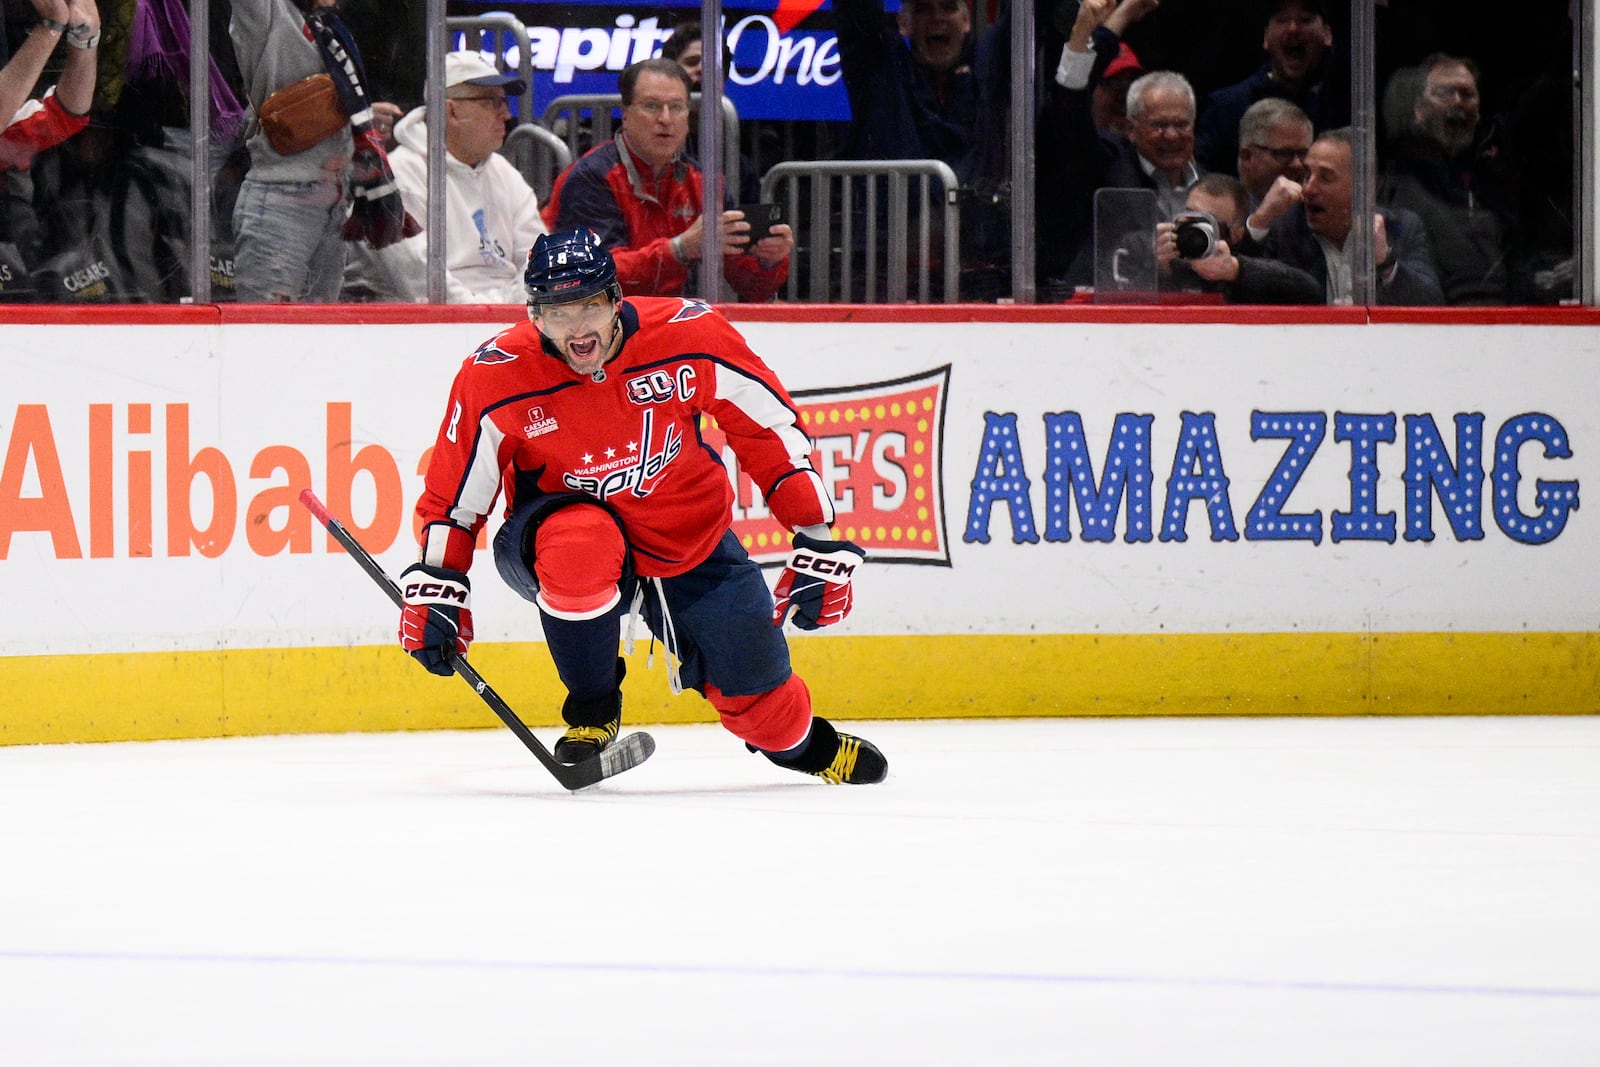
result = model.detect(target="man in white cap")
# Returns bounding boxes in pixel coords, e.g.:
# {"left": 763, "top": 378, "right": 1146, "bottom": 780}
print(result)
{"left": 344, "top": 51, "right": 547, "bottom": 303}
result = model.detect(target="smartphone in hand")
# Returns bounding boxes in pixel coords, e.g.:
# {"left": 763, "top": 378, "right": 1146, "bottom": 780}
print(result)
{"left": 737, "top": 202, "right": 786, "bottom": 242}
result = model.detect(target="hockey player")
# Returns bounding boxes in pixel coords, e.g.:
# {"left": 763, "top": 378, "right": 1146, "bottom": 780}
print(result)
{"left": 399, "top": 228, "right": 887, "bottom": 785}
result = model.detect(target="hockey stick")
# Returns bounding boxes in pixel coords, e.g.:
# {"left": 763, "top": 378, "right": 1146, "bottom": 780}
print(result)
{"left": 298, "top": 489, "right": 655, "bottom": 791}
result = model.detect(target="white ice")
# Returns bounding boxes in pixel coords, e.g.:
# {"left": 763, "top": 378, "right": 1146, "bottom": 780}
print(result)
{"left": 1, "top": 716, "right": 1597, "bottom": 1066}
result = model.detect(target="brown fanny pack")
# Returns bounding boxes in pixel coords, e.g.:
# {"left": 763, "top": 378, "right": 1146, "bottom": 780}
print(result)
{"left": 258, "top": 73, "right": 347, "bottom": 155}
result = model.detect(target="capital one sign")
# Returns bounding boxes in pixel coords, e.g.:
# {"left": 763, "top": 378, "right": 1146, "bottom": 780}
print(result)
{"left": 450, "top": 0, "right": 851, "bottom": 121}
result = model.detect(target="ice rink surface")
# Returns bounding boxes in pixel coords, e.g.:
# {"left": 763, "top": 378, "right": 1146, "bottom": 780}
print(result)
{"left": 1, "top": 715, "right": 1597, "bottom": 1066}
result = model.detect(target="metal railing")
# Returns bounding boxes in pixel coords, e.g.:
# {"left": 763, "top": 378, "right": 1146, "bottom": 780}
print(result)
{"left": 760, "top": 160, "right": 961, "bottom": 303}
{"left": 502, "top": 124, "right": 573, "bottom": 204}
{"left": 542, "top": 93, "right": 742, "bottom": 196}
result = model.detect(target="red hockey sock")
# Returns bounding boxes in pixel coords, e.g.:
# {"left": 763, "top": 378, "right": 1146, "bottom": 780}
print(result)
{"left": 704, "top": 674, "right": 813, "bottom": 752}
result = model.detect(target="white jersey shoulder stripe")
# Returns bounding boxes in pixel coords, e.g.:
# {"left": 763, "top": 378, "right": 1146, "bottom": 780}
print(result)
{"left": 448, "top": 413, "right": 509, "bottom": 529}
{"left": 712, "top": 361, "right": 812, "bottom": 460}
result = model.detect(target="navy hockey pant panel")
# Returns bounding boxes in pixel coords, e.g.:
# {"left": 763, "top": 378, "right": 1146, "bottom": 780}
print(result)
{"left": 642, "top": 530, "right": 793, "bottom": 700}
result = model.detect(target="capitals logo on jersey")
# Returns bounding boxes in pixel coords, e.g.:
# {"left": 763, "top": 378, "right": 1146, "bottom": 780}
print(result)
{"left": 669, "top": 298, "right": 715, "bottom": 323}
{"left": 562, "top": 408, "right": 683, "bottom": 500}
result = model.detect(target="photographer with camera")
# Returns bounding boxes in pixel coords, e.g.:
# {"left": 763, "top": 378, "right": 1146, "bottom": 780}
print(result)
{"left": 1154, "top": 174, "right": 1322, "bottom": 304}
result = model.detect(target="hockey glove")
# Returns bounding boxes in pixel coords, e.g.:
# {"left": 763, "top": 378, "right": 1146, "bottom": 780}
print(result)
{"left": 772, "top": 532, "right": 866, "bottom": 631}
{"left": 399, "top": 562, "right": 472, "bottom": 676}
{"left": 341, "top": 127, "right": 421, "bottom": 249}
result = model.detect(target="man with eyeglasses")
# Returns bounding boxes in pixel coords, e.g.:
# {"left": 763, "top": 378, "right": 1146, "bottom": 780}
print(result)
{"left": 344, "top": 52, "right": 547, "bottom": 303}
{"left": 1232, "top": 97, "right": 1317, "bottom": 248}
{"left": 1193, "top": 0, "right": 1346, "bottom": 176}
{"left": 1037, "top": 0, "right": 1202, "bottom": 290}
{"left": 541, "top": 58, "right": 792, "bottom": 302}
{"left": 1378, "top": 54, "right": 1517, "bottom": 304}
{"left": 1235, "top": 98, "right": 1312, "bottom": 207}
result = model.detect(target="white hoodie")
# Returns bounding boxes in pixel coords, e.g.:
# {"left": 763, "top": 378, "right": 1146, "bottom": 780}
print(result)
{"left": 343, "top": 106, "right": 547, "bottom": 303}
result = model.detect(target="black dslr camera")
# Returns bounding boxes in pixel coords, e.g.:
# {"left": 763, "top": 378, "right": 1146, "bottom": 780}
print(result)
{"left": 1173, "top": 210, "right": 1224, "bottom": 259}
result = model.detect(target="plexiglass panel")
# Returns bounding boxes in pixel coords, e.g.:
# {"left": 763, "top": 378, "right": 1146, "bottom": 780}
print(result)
{"left": 0, "top": 1, "right": 1583, "bottom": 306}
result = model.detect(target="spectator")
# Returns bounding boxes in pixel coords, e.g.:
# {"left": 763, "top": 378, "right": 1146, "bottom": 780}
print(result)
{"left": 1259, "top": 127, "right": 1443, "bottom": 305}
{"left": 344, "top": 52, "right": 545, "bottom": 303}
{"left": 1235, "top": 97, "right": 1312, "bottom": 210}
{"left": 1118, "top": 71, "right": 1205, "bottom": 217}
{"left": 1194, "top": 0, "right": 1346, "bottom": 176}
{"left": 38, "top": 0, "right": 248, "bottom": 303}
{"left": 1154, "top": 172, "right": 1322, "bottom": 304}
{"left": 1091, "top": 42, "right": 1146, "bottom": 140}
{"left": 1, "top": 0, "right": 98, "bottom": 174}
{"left": 1037, "top": 0, "right": 1199, "bottom": 290}
{"left": 0, "top": 0, "right": 100, "bottom": 300}
{"left": 832, "top": 0, "right": 1012, "bottom": 296}
{"left": 1492, "top": 28, "right": 1576, "bottom": 304}
{"left": 659, "top": 19, "right": 725, "bottom": 91}
{"left": 657, "top": 19, "right": 759, "bottom": 204}
{"left": 832, "top": 0, "right": 999, "bottom": 181}
{"left": 540, "top": 57, "right": 791, "bottom": 302}
{"left": 1377, "top": 53, "right": 1516, "bottom": 305}
{"left": 1379, "top": 62, "right": 1425, "bottom": 150}
{"left": 228, "top": 0, "right": 415, "bottom": 302}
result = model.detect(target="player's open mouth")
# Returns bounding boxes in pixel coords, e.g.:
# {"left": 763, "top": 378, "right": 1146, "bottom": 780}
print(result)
{"left": 569, "top": 337, "right": 599, "bottom": 359}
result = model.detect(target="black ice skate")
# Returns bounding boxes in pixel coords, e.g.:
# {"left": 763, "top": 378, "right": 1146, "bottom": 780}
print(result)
{"left": 756, "top": 717, "right": 887, "bottom": 785}
{"left": 553, "top": 719, "right": 620, "bottom": 764}
{"left": 553, "top": 659, "right": 624, "bottom": 765}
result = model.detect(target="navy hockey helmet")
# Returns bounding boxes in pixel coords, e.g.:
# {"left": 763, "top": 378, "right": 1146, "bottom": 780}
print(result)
{"left": 524, "top": 229, "right": 623, "bottom": 308}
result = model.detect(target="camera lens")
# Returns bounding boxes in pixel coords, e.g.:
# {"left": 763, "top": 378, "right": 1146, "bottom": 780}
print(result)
{"left": 1174, "top": 217, "right": 1218, "bottom": 259}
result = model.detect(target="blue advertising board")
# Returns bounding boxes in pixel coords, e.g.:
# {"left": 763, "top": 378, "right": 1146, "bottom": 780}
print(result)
{"left": 448, "top": 1, "right": 853, "bottom": 121}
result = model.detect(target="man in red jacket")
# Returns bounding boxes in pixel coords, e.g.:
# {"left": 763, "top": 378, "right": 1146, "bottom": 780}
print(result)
{"left": 541, "top": 58, "right": 792, "bottom": 301}
{"left": 400, "top": 229, "right": 885, "bottom": 785}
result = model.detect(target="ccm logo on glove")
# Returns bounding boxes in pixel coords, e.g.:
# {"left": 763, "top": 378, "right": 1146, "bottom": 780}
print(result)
{"left": 403, "top": 580, "right": 469, "bottom": 603}
{"left": 786, "top": 550, "right": 860, "bottom": 580}
{"left": 399, "top": 562, "right": 473, "bottom": 676}
{"left": 772, "top": 533, "right": 866, "bottom": 631}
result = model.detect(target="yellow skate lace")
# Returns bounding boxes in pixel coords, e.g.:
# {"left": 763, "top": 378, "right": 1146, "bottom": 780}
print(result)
{"left": 813, "top": 735, "right": 861, "bottom": 784}
{"left": 562, "top": 720, "right": 619, "bottom": 747}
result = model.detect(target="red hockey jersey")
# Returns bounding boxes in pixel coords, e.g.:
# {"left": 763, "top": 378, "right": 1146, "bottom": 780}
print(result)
{"left": 416, "top": 297, "right": 834, "bottom": 578}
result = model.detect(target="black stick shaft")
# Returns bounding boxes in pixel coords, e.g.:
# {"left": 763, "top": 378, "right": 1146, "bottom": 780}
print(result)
{"left": 299, "top": 488, "right": 604, "bottom": 790}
